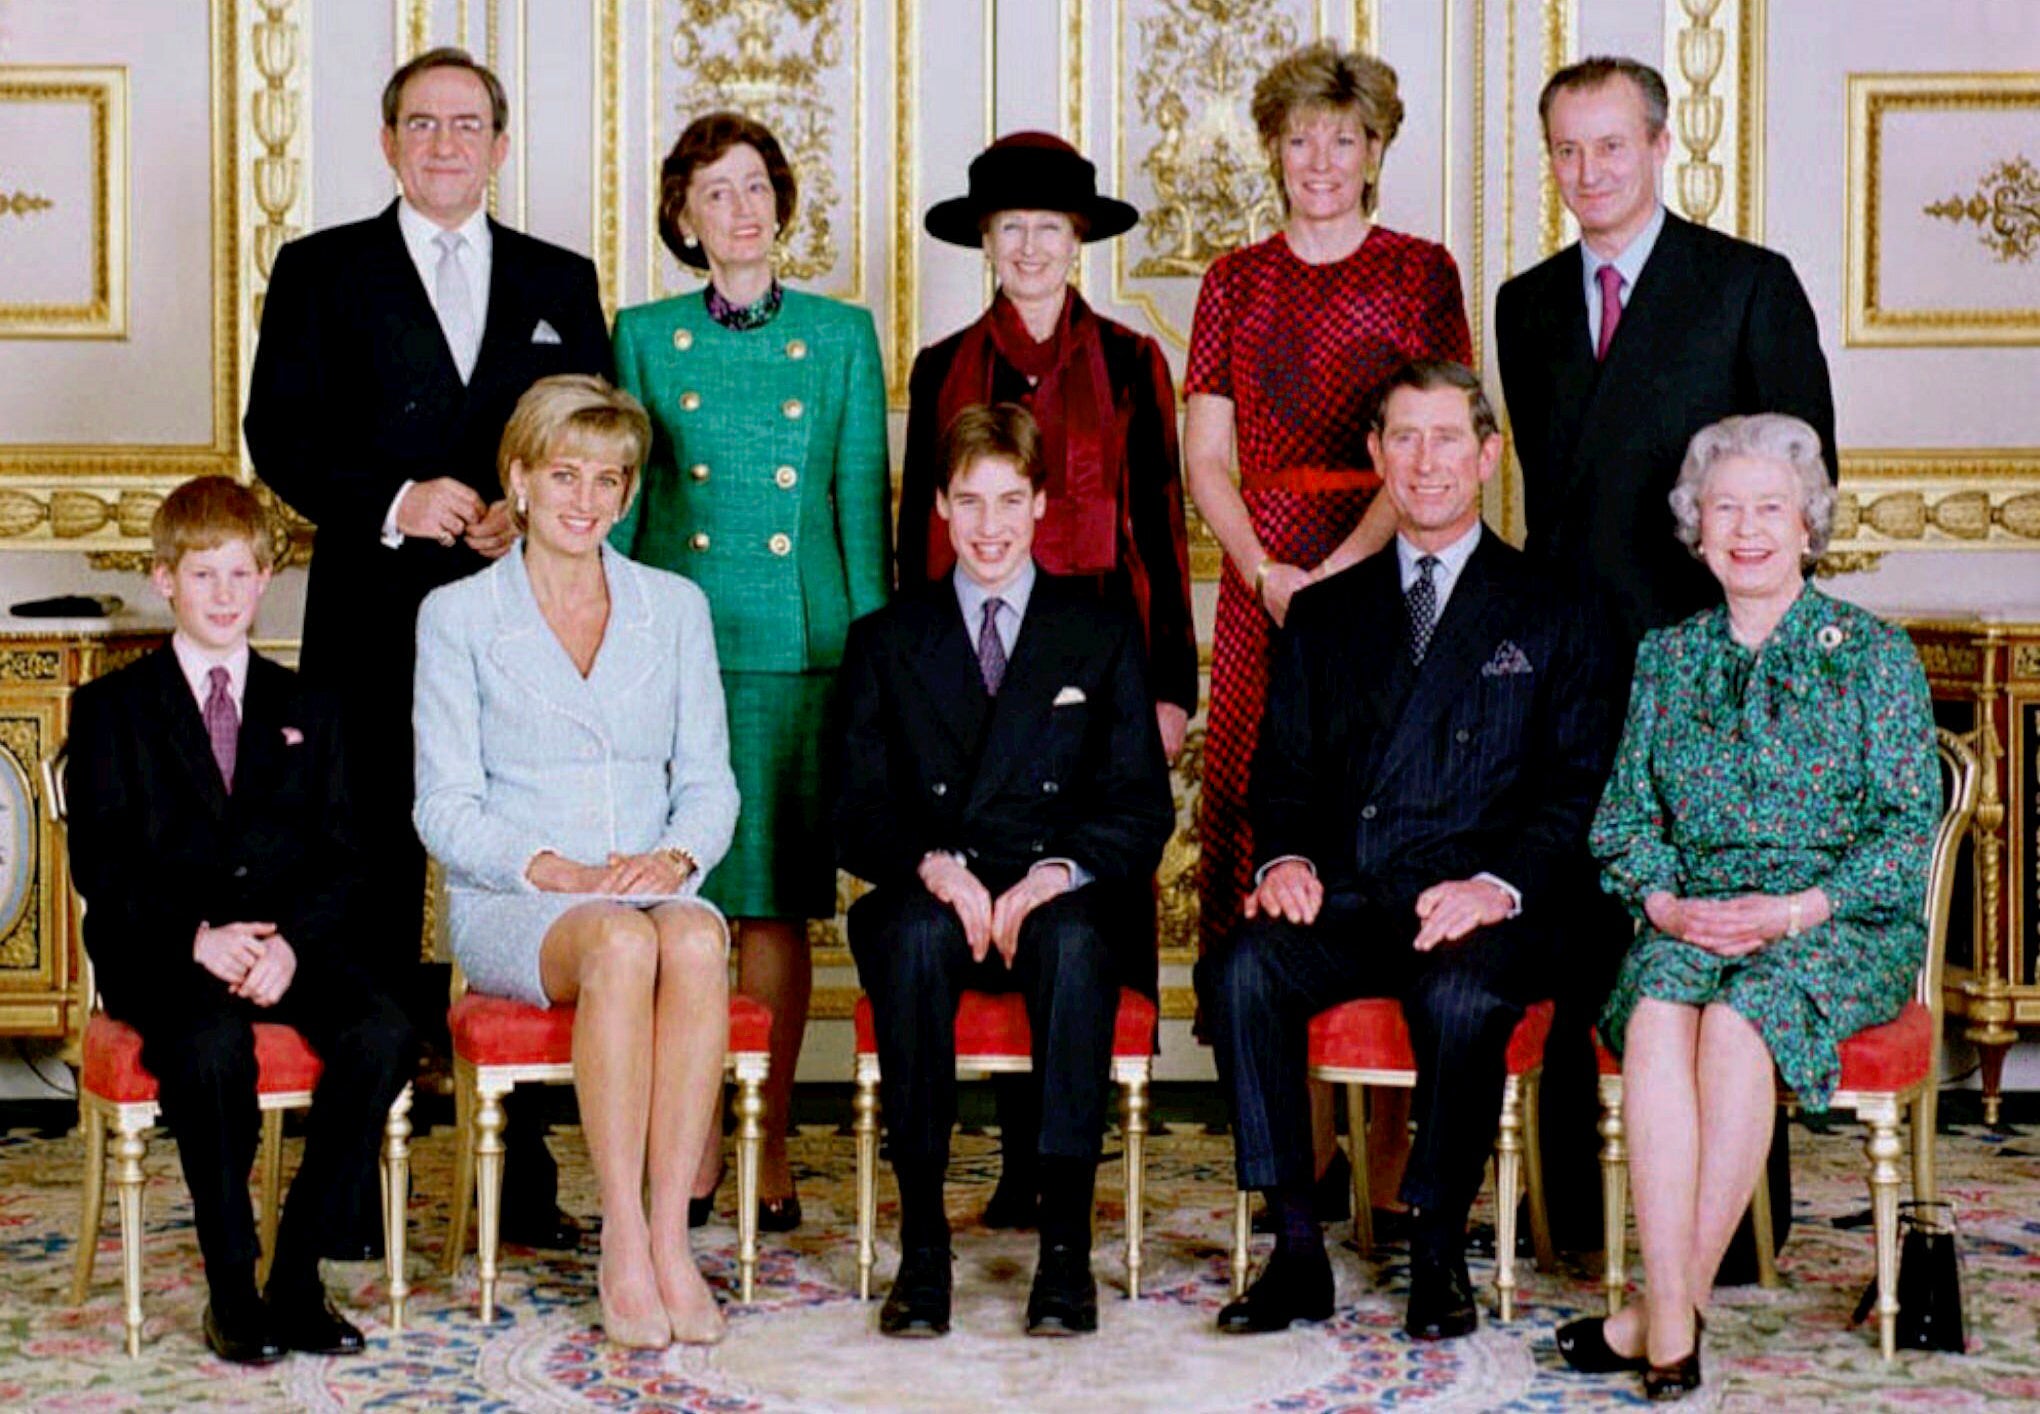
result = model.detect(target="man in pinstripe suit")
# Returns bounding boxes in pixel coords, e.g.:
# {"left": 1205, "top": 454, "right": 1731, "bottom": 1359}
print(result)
{"left": 1198, "top": 361, "right": 1618, "bottom": 1341}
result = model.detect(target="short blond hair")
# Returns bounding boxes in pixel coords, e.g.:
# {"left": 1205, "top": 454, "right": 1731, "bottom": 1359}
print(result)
{"left": 498, "top": 375, "right": 652, "bottom": 526}
{"left": 1252, "top": 43, "right": 1404, "bottom": 216}
{"left": 151, "top": 476, "right": 275, "bottom": 571}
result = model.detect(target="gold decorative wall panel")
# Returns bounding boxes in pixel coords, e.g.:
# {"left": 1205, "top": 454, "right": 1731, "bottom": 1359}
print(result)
{"left": 1846, "top": 73, "right": 2040, "bottom": 347}
{"left": 1662, "top": 0, "right": 1764, "bottom": 240}
{"left": 0, "top": 67, "right": 129, "bottom": 338}
{"left": 1827, "top": 450, "right": 2040, "bottom": 562}
{"left": 1536, "top": 0, "right": 1576, "bottom": 258}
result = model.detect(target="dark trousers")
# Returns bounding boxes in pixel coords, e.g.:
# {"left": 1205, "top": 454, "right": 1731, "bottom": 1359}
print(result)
{"left": 848, "top": 884, "right": 1119, "bottom": 1169}
{"left": 1196, "top": 892, "right": 1549, "bottom": 1243}
{"left": 122, "top": 966, "right": 415, "bottom": 1290}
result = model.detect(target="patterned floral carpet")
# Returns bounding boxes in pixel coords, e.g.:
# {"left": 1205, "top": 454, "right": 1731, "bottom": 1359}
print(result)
{"left": 3, "top": 1106, "right": 2038, "bottom": 1412}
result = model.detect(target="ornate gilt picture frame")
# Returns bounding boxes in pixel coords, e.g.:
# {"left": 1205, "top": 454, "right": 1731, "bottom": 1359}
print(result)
{"left": 0, "top": 66, "right": 129, "bottom": 340}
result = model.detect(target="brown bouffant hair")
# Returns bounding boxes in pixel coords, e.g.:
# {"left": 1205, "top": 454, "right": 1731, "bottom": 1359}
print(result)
{"left": 498, "top": 375, "right": 653, "bottom": 529}
{"left": 937, "top": 403, "right": 1044, "bottom": 493}
{"left": 1368, "top": 360, "right": 1501, "bottom": 442}
{"left": 1251, "top": 43, "right": 1404, "bottom": 216}
{"left": 1538, "top": 56, "right": 1670, "bottom": 137}
{"left": 657, "top": 112, "right": 798, "bottom": 269}
{"left": 151, "top": 477, "right": 276, "bottom": 571}
{"left": 380, "top": 47, "right": 509, "bottom": 132}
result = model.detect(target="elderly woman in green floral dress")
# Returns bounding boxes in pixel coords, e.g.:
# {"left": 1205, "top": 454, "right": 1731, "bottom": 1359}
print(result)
{"left": 1556, "top": 413, "right": 1937, "bottom": 1402}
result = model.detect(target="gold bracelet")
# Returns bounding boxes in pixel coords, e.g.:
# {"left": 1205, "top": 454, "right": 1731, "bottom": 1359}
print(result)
{"left": 1252, "top": 557, "right": 1272, "bottom": 593}
{"left": 659, "top": 846, "right": 698, "bottom": 876}
{"left": 1785, "top": 895, "right": 1802, "bottom": 937}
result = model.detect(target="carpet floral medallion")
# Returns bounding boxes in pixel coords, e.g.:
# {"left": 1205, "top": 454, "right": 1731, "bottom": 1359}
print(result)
{"left": 3, "top": 1114, "right": 2037, "bottom": 1411}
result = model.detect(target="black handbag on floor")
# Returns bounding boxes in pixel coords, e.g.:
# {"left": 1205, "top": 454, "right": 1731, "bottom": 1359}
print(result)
{"left": 1850, "top": 1199, "right": 1966, "bottom": 1352}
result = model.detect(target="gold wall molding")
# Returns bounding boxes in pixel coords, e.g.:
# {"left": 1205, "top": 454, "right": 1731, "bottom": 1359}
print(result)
{"left": 593, "top": 0, "right": 622, "bottom": 319}
{"left": 1827, "top": 449, "right": 2040, "bottom": 554}
{"left": 395, "top": 0, "right": 431, "bottom": 65}
{"left": 1846, "top": 72, "right": 2040, "bottom": 347}
{"left": 1923, "top": 155, "right": 2040, "bottom": 265}
{"left": 0, "top": 0, "right": 236, "bottom": 504}
{"left": 1662, "top": 0, "right": 1764, "bottom": 240}
{"left": 1536, "top": 0, "right": 1575, "bottom": 258}
{"left": 246, "top": 2, "right": 307, "bottom": 345}
{"left": 0, "top": 67, "right": 129, "bottom": 338}
{"left": 1352, "top": 0, "right": 1380, "bottom": 51}
{"left": 890, "top": 0, "right": 916, "bottom": 404}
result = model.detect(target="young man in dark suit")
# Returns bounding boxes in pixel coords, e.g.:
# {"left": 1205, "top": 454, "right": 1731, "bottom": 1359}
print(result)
{"left": 65, "top": 479, "right": 416, "bottom": 1364}
{"left": 243, "top": 47, "right": 609, "bottom": 1248}
{"left": 835, "top": 403, "right": 1175, "bottom": 1339}
{"left": 1494, "top": 55, "right": 1834, "bottom": 1260}
{"left": 1198, "top": 361, "right": 1617, "bottom": 1341}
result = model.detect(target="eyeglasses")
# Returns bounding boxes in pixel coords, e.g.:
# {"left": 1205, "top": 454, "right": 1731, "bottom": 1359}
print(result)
{"left": 400, "top": 114, "right": 492, "bottom": 140}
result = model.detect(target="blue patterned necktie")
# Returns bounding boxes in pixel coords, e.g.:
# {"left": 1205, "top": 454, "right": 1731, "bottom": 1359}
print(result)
{"left": 976, "top": 597, "right": 1008, "bottom": 695}
{"left": 1407, "top": 555, "right": 1440, "bottom": 665}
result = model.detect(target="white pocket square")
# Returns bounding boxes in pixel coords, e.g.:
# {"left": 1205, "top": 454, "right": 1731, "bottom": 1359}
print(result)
{"left": 531, "top": 319, "right": 562, "bottom": 344}
{"left": 1052, "top": 685, "right": 1087, "bottom": 706}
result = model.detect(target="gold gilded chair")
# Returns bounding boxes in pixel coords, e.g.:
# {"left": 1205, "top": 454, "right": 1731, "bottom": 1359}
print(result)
{"left": 440, "top": 965, "right": 774, "bottom": 1314}
{"left": 1229, "top": 998, "right": 1557, "bottom": 1321}
{"left": 1594, "top": 727, "right": 1980, "bottom": 1359}
{"left": 850, "top": 987, "right": 1158, "bottom": 1299}
{"left": 50, "top": 747, "right": 414, "bottom": 1356}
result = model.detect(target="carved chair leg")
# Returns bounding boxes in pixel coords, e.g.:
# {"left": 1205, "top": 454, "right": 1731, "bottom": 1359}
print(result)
{"left": 1866, "top": 1108, "right": 1905, "bottom": 1361}
{"left": 475, "top": 1080, "right": 508, "bottom": 1323}
{"left": 1495, "top": 1077, "right": 1524, "bottom": 1322}
{"left": 853, "top": 1065, "right": 880, "bottom": 1301}
{"left": 1750, "top": 1161, "right": 1781, "bottom": 1290}
{"left": 1911, "top": 1084, "right": 1940, "bottom": 1206}
{"left": 1521, "top": 1071, "right": 1557, "bottom": 1272}
{"left": 1345, "top": 1084, "right": 1373, "bottom": 1255}
{"left": 383, "top": 1084, "right": 413, "bottom": 1331}
{"left": 255, "top": 1107, "right": 286, "bottom": 1290}
{"left": 113, "top": 1118, "right": 148, "bottom": 1358}
{"left": 733, "top": 1066, "right": 766, "bottom": 1304}
{"left": 71, "top": 1103, "right": 107, "bottom": 1304}
{"left": 1121, "top": 1071, "right": 1148, "bottom": 1299}
{"left": 443, "top": 1057, "right": 476, "bottom": 1276}
{"left": 1231, "top": 1190, "right": 1250, "bottom": 1298}
{"left": 1599, "top": 1075, "right": 1627, "bottom": 1316}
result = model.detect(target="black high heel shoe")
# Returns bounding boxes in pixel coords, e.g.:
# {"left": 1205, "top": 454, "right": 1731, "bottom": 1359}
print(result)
{"left": 688, "top": 1167, "right": 724, "bottom": 1229}
{"left": 758, "top": 1193, "right": 803, "bottom": 1233}
{"left": 1643, "top": 1311, "right": 1705, "bottom": 1402}
{"left": 1555, "top": 1315, "right": 1648, "bottom": 1374}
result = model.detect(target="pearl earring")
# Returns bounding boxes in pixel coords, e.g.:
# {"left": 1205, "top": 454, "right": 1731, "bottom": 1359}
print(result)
{"left": 682, "top": 232, "right": 698, "bottom": 248}
{"left": 515, "top": 491, "right": 528, "bottom": 516}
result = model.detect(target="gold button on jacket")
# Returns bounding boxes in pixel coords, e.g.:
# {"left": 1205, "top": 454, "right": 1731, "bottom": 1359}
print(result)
{"left": 781, "top": 397, "right": 803, "bottom": 419}
{"left": 774, "top": 465, "right": 798, "bottom": 489}
{"left": 768, "top": 532, "right": 792, "bottom": 556}
{"left": 680, "top": 391, "right": 701, "bottom": 411}
{"left": 689, "top": 531, "right": 710, "bottom": 551}
{"left": 689, "top": 463, "right": 711, "bottom": 482}
{"left": 672, "top": 328, "right": 693, "bottom": 351}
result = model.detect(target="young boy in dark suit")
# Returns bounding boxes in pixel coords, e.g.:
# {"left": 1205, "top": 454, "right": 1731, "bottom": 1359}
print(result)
{"left": 65, "top": 477, "right": 416, "bottom": 1363}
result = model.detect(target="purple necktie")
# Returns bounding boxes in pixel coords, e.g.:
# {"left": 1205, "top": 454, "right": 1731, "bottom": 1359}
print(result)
{"left": 1595, "top": 263, "right": 1625, "bottom": 362}
{"left": 976, "top": 597, "right": 1008, "bottom": 696}
{"left": 203, "top": 665, "right": 237, "bottom": 793}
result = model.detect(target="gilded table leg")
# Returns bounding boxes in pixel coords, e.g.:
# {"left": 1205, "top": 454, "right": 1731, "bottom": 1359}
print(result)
{"left": 476, "top": 1083, "right": 507, "bottom": 1323}
{"left": 114, "top": 1120, "right": 148, "bottom": 1358}
{"left": 1121, "top": 1072, "right": 1148, "bottom": 1299}
{"left": 853, "top": 1066, "right": 879, "bottom": 1301}
{"left": 71, "top": 1105, "right": 106, "bottom": 1304}
{"left": 383, "top": 1084, "right": 413, "bottom": 1330}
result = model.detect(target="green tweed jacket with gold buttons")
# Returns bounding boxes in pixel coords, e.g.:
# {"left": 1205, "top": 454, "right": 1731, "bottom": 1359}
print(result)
{"left": 610, "top": 288, "right": 892, "bottom": 674}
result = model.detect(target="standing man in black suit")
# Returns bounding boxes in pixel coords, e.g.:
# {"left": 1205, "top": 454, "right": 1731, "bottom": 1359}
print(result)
{"left": 1494, "top": 55, "right": 1835, "bottom": 1259}
{"left": 244, "top": 47, "right": 609, "bottom": 1250}
{"left": 66, "top": 478, "right": 416, "bottom": 1363}
{"left": 1199, "top": 362, "right": 1616, "bottom": 1341}
{"left": 836, "top": 404, "right": 1175, "bottom": 1339}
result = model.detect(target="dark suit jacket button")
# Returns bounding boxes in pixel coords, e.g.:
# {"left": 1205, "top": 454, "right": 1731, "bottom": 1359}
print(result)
{"left": 1360, "top": 804, "right": 1377, "bottom": 820}
{"left": 1030, "top": 841, "right": 1045, "bottom": 853}
{"left": 931, "top": 782, "right": 947, "bottom": 796}
{"left": 1041, "top": 780, "right": 1058, "bottom": 794}
{"left": 1455, "top": 729, "right": 1470, "bottom": 743}
{"left": 231, "top": 865, "right": 249, "bottom": 878}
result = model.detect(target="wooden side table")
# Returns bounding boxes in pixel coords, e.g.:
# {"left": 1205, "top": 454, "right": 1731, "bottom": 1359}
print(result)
{"left": 1903, "top": 617, "right": 2040, "bottom": 1124}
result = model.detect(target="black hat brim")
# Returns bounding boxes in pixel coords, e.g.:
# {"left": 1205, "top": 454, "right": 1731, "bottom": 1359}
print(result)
{"left": 924, "top": 193, "right": 1140, "bottom": 249}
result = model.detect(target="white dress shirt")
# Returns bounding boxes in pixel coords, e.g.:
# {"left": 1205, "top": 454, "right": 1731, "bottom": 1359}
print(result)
{"left": 1580, "top": 201, "right": 1665, "bottom": 352}
{"left": 170, "top": 634, "right": 249, "bottom": 717}
{"left": 380, "top": 199, "right": 495, "bottom": 548}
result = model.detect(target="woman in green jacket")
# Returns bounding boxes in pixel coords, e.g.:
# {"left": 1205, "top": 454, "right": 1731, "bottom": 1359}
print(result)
{"left": 612, "top": 112, "right": 890, "bottom": 1228}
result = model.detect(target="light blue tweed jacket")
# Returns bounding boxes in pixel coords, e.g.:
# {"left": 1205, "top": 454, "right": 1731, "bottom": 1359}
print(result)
{"left": 413, "top": 542, "right": 739, "bottom": 895}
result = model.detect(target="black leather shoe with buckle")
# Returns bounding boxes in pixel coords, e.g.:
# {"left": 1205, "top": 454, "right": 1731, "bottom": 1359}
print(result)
{"left": 878, "top": 1246, "right": 953, "bottom": 1337}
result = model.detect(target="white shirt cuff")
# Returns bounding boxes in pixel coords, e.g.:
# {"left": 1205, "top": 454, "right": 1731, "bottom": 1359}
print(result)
{"left": 1474, "top": 871, "right": 1523, "bottom": 917}
{"left": 380, "top": 480, "right": 415, "bottom": 548}
{"left": 1254, "top": 855, "right": 1316, "bottom": 886}
{"left": 1032, "top": 857, "right": 1091, "bottom": 891}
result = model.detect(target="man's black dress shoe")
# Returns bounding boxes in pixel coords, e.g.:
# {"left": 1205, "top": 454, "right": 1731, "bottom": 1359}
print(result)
{"left": 1404, "top": 1253, "right": 1478, "bottom": 1341}
{"left": 202, "top": 1302, "right": 286, "bottom": 1365}
{"left": 1555, "top": 1315, "right": 1648, "bottom": 1373}
{"left": 267, "top": 1288, "right": 366, "bottom": 1356}
{"left": 878, "top": 1247, "right": 953, "bottom": 1337}
{"left": 1250, "top": 1150, "right": 1353, "bottom": 1234}
{"left": 1215, "top": 1251, "right": 1335, "bottom": 1333}
{"left": 499, "top": 1203, "right": 584, "bottom": 1250}
{"left": 758, "top": 1194, "right": 803, "bottom": 1233}
{"left": 1025, "top": 1244, "right": 1098, "bottom": 1336}
{"left": 981, "top": 1175, "right": 1040, "bottom": 1230}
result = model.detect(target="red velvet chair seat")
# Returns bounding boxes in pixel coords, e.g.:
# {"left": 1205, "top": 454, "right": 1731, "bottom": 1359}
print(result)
{"left": 852, "top": 987, "right": 1158, "bottom": 1059}
{"left": 449, "top": 991, "right": 773, "bottom": 1066}
{"left": 80, "top": 1012, "right": 325, "bottom": 1104}
{"left": 1835, "top": 1001, "right": 1932, "bottom": 1093}
{"left": 1308, "top": 997, "right": 1556, "bottom": 1075}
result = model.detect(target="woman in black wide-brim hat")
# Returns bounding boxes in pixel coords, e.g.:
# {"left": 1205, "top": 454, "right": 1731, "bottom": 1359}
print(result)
{"left": 895, "top": 132, "right": 1195, "bottom": 1231}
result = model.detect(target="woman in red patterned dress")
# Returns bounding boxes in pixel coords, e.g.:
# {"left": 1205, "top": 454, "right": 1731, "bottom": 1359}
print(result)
{"left": 1186, "top": 42, "right": 1471, "bottom": 1204}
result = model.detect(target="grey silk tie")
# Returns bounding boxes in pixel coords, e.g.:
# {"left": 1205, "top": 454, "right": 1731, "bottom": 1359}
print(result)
{"left": 1406, "top": 555, "right": 1440, "bottom": 665}
{"left": 976, "top": 597, "right": 1008, "bottom": 695}
{"left": 434, "top": 230, "right": 480, "bottom": 381}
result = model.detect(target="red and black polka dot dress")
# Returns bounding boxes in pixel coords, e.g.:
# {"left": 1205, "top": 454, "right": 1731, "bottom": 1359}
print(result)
{"left": 1187, "top": 226, "right": 1471, "bottom": 957}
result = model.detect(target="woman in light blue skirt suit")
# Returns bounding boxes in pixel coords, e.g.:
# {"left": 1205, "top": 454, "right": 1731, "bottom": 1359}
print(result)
{"left": 414, "top": 375, "right": 739, "bottom": 1349}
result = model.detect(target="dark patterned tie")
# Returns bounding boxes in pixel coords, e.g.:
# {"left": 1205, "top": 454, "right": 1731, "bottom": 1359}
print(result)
{"left": 976, "top": 597, "right": 1008, "bottom": 695}
{"left": 1406, "top": 556, "right": 1441, "bottom": 665}
{"left": 203, "top": 665, "right": 238, "bottom": 793}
